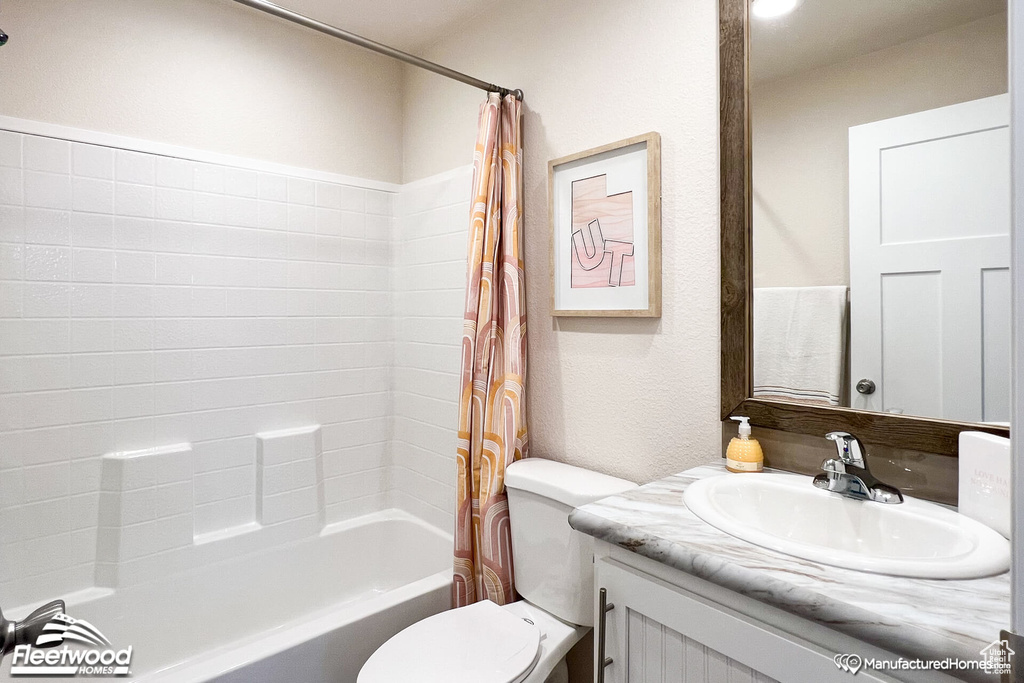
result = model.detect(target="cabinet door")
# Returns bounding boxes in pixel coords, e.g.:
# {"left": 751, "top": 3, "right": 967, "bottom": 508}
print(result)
{"left": 609, "top": 603, "right": 779, "bottom": 683}
{"left": 595, "top": 559, "right": 894, "bottom": 683}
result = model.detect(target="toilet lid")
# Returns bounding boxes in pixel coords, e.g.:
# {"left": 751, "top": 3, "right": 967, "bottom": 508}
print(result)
{"left": 358, "top": 600, "right": 541, "bottom": 683}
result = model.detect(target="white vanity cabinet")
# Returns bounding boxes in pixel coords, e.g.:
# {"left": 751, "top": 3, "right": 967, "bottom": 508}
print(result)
{"left": 592, "top": 542, "right": 959, "bottom": 683}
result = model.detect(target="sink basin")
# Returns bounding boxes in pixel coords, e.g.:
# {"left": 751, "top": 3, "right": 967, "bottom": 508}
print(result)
{"left": 683, "top": 472, "right": 1010, "bottom": 579}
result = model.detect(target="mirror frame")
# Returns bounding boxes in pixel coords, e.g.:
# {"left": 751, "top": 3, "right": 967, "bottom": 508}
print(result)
{"left": 718, "top": 0, "right": 1010, "bottom": 456}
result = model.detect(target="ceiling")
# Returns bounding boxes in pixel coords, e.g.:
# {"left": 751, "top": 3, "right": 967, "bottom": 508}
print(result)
{"left": 261, "top": 1, "right": 1006, "bottom": 83}
{"left": 272, "top": 0, "right": 504, "bottom": 52}
{"left": 752, "top": 0, "right": 1006, "bottom": 83}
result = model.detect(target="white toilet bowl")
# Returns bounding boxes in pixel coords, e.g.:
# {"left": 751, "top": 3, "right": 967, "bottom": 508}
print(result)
{"left": 357, "top": 459, "right": 638, "bottom": 683}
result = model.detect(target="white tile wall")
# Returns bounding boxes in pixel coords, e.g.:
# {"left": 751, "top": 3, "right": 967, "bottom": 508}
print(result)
{"left": 0, "top": 129, "right": 396, "bottom": 607}
{"left": 389, "top": 166, "right": 473, "bottom": 533}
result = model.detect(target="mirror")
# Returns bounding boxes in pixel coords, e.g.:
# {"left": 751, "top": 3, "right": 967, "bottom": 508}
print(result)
{"left": 749, "top": 0, "right": 1009, "bottom": 424}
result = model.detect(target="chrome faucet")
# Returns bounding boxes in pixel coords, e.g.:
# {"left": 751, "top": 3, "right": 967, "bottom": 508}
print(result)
{"left": 812, "top": 432, "right": 903, "bottom": 504}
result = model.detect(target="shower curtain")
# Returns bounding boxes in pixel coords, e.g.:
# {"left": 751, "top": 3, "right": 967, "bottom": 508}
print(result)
{"left": 452, "top": 93, "right": 528, "bottom": 608}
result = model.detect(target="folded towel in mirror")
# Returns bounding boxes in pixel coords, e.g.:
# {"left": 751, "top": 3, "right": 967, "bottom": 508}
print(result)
{"left": 753, "top": 286, "right": 848, "bottom": 406}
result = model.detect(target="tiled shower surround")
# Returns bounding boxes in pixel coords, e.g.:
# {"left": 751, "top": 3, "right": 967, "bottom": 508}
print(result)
{"left": 391, "top": 167, "right": 473, "bottom": 532}
{"left": 0, "top": 123, "right": 470, "bottom": 607}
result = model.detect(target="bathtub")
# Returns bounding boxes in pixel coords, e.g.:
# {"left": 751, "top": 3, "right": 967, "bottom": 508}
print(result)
{"left": 1, "top": 510, "right": 452, "bottom": 683}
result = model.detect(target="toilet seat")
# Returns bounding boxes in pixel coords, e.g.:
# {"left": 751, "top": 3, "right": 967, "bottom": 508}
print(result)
{"left": 358, "top": 600, "right": 542, "bottom": 683}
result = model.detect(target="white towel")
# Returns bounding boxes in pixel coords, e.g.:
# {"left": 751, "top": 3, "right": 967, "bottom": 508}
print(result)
{"left": 753, "top": 286, "right": 848, "bottom": 406}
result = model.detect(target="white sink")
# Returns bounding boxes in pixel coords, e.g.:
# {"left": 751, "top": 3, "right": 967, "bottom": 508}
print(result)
{"left": 683, "top": 472, "right": 1010, "bottom": 579}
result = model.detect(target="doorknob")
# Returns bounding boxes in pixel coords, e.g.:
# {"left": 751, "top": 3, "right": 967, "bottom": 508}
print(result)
{"left": 856, "top": 379, "right": 876, "bottom": 395}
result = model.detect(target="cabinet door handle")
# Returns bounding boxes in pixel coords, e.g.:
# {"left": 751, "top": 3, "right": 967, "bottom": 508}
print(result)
{"left": 597, "top": 588, "right": 614, "bottom": 682}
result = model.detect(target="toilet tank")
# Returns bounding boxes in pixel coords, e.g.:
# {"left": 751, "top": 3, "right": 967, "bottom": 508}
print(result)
{"left": 505, "top": 459, "right": 637, "bottom": 627}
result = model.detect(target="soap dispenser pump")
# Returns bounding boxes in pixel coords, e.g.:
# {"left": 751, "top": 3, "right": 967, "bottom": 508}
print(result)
{"left": 726, "top": 416, "right": 763, "bottom": 473}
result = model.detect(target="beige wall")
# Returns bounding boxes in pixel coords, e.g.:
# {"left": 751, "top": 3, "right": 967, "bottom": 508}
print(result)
{"left": 752, "top": 13, "right": 1008, "bottom": 288}
{"left": 403, "top": 0, "right": 722, "bottom": 485}
{"left": 0, "top": 0, "right": 404, "bottom": 182}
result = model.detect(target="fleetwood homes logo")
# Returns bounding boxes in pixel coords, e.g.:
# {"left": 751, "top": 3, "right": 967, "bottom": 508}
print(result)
{"left": 10, "top": 611, "right": 132, "bottom": 677}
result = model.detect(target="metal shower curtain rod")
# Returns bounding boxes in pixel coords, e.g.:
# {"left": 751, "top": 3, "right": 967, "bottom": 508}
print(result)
{"left": 232, "top": 0, "right": 523, "bottom": 100}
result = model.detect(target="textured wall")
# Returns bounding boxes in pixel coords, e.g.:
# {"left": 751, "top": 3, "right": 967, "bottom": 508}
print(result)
{"left": 0, "top": 0, "right": 404, "bottom": 182}
{"left": 402, "top": 0, "right": 722, "bottom": 485}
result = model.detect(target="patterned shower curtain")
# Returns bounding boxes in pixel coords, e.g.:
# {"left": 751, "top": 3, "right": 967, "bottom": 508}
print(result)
{"left": 452, "top": 93, "right": 528, "bottom": 608}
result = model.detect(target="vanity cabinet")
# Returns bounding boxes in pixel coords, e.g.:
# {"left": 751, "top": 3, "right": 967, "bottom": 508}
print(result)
{"left": 593, "top": 543, "right": 958, "bottom": 683}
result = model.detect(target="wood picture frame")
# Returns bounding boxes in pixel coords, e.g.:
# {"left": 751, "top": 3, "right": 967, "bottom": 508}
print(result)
{"left": 718, "top": 0, "right": 1009, "bottom": 456}
{"left": 548, "top": 133, "right": 662, "bottom": 317}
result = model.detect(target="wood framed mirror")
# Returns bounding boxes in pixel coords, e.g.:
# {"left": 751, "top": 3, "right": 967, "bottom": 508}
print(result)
{"left": 719, "top": 0, "right": 1010, "bottom": 456}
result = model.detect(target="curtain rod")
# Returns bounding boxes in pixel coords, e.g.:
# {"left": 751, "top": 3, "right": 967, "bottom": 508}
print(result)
{"left": 231, "top": 0, "right": 523, "bottom": 100}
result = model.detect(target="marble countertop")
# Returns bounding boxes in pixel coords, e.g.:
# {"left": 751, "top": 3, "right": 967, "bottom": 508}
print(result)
{"left": 569, "top": 463, "right": 1010, "bottom": 668}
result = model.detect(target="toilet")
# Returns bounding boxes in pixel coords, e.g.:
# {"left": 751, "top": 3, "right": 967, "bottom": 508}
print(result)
{"left": 358, "top": 458, "right": 638, "bottom": 683}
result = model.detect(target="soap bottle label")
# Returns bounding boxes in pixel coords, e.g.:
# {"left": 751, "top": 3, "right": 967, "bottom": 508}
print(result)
{"left": 726, "top": 458, "right": 763, "bottom": 473}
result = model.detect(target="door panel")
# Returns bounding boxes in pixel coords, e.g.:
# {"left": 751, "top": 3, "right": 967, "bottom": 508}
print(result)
{"left": 879, "top": 271, "right": 943, "bottom": 417}
{"left": 879, "top": 126, "right": 1010, "bottom": 244}
{"left": 849, "top": 94, "right": 1010, "bottom": 420}
{"left": 981, "top": 267, "right": 1011, "bottom": 421}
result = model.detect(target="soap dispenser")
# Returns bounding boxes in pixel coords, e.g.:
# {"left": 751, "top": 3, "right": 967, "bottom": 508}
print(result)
{"left": 726, "top": 416, "right": 763, "bottom": 473}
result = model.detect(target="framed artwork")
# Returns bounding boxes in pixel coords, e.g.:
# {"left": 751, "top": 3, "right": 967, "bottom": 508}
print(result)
{"left": 548, "top": 132, "right": 662, "bottom": 317}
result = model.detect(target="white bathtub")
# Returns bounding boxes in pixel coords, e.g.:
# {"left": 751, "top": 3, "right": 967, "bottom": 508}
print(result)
{"left": 1, "top": 511, "right": 451, "bottom": 683}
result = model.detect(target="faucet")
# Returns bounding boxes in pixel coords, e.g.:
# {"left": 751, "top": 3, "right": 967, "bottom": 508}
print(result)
{"left": 0, "top": 600, "right": 66, "bottom": 660}
{"left": 812, "top": 432, "right": 903, "bottom": 504}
